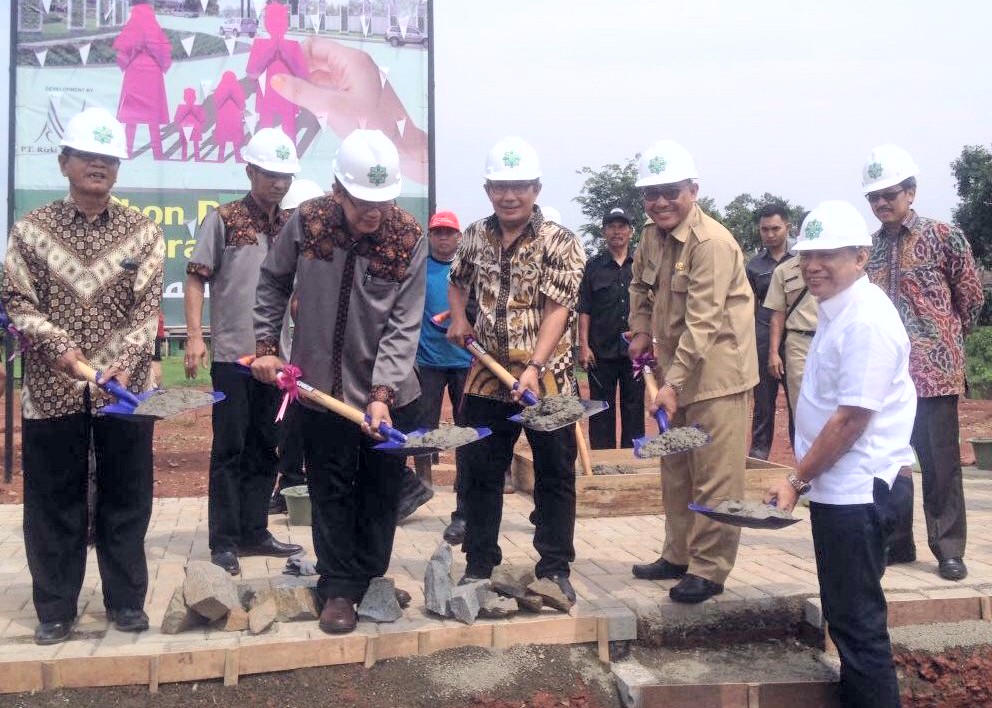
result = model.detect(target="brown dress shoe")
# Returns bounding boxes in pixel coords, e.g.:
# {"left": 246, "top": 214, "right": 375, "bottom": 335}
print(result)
{"left": 319, "top": 597, "right": 357, "bottom": 634}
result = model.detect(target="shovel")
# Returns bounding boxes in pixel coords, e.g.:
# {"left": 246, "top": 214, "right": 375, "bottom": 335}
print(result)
{"left": 463, "top": 336, "right": 602, "bottom": 476}
{"left": 688, "top": 501, "right": 801, "bottom": 530}
{"left": 76, "top": 361, "right": 225, "bottom": 421}
{"left": 632, "top": 360, "right": 711, "bottom": 459}
{"left": 238, "top": 357, "right": 490, "bottom": 457}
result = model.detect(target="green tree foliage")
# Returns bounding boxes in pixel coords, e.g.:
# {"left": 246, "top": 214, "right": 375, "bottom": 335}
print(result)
{"left": 721, "top": 193, "right": 806, "bottom": 256}
{"left": 574, "top": 158, "right": 645, "bottom": 255}
{"left": 951, "top": 145, "right": 992, "bottom": 270}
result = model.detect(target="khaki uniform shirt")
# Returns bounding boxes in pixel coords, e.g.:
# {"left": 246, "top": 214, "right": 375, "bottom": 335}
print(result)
{"left": 763, "top": 257, "right": 818, "bottom": 333}
{"left": 629, "top": 204, "right": 758, "bottom": 405}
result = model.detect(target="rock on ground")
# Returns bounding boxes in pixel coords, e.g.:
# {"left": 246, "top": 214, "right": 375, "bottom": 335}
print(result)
{"left": 248, "top": 598, "right": 278, "bottom": 635}
{"left": 183, "top": 560, "right": 241, "bottom": 621}
{"left": 249, "top": 586, "right": 320, "bottom": 622}
{"left": 516, "top": 593, "right": 544, "bottom": 613}
{"left": 430, "top": 541, "right": 453, "bottom": 566}
{"left": 449, "top": 580, "right": 491, "bottom": 625}
{"left": 160, "top": 585, "right": 203, "bottom": 634}
{"left": 358, "top": 577, "right": 403, "bottom": 623}
{"left": 491, "top": 565, "right": 536, "bottom": 599}
{"left": 424, "top": 559, "right": 453, "bottom": 617}
{"left": 528, "top": 578, "right": 574, "bottom": 612}
{"left": 479, "top": 591, "right": 518, "bottom": 619}
{"left": 216, "top": 606, "right": 249, "bottom": 632}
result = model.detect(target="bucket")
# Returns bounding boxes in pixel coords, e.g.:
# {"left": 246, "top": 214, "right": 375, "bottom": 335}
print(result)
{"left": 968, "top": 438, "right": 992, "bottom": 471}
{"left": 281, "top": 485, "right": 312, "bottom": 526}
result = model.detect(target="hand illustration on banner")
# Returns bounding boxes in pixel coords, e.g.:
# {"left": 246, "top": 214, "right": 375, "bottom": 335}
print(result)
{"left": 173, "top": 88, "right": 204, "bottom": 162}
{"left": 213, "top": 71, "right": 247, "bottom": 164}
{"left": 246, "top": 3, "right": 309, "bottom": 145}
{"left": 269, "top": 38, "right": 428, "bottom": 185}
{"left": 113, "top": 4, "right": 171, "bottom": 160}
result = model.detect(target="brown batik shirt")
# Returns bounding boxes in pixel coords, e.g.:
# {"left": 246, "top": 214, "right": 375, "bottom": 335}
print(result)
{"left": 448, "top": 207, "right": 586, "bottom": 402}
{"left": 1, "top": 195, "right": 165, "bottom": 419}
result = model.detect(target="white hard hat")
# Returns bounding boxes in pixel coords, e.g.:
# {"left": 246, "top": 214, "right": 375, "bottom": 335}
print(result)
{"left": 861, "top": 143, "right": 919, "bottom": 193}
{"left": 484, "top": 137, "right": 542, "bottom": 181}
{"left": 280, "top": 179, "right": 324, "bottom": 210}
{"left": 332, "top": 129, "right": 402, "bottom": 201}
{"left": 60, "top": 107, "right": 128, "bottom": 160}
{"left": 792, "top": 200, "right": 872, "bottom": 252}
{"left": 243, "top": 128, "right": 301, "bottom": 174}
{"left": 541, "top": 205, "right": 562, "bottom": 225}
{"left": 635, "top": 140, "right": 698, "bottom": 187}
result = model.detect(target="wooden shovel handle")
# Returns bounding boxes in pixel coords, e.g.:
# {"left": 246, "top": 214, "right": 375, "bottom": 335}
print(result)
{"left": 465, "top": 338, "right": 518, "bottom": 390}
{"left": 294, "top": 381, "right": 366, "bottom": 426}
{"left": 575, "top": 424, "right": 593, "bottom": 476}
{"left": 641, "top": 364, "right": 669, "bottom": 432}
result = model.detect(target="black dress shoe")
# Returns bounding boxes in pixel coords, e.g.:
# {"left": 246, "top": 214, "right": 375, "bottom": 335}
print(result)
{"left": 268, "top": 494, "right": 287, "bottom": 515}
{"left": 443, "top": 517, "right": 466, "bottom": 545}
{"left": 938, "top": 557, "right": 968, "bottom": 581}
{"left": 108, "top": 608, "right": 149, "bottom": 633}
{"left": 319, "top": 597, "right": 357, "bottom": 634}
{"left": 395, "top": 588, "right": 411, "bottom": 608}
{"left": 670, "top": 574, "right": 723, "bottom": 604}
{"left": 540, "top": 574, "right": 577, "bottom": 603}
{"left": 34, "top": 620, "right": 73, "bottom": 645}
{"left": 211, "top": 550, "right": 241, "bottom": 575}
{"left": 397, "top": 475, "right": 435, "bottom": 521}
{"left": 632, "top": 557, "right": 689, "bottom": 580}
{"left": 238, "top": 535, "right": 304, "bottom": 558}
{"left": 886, "top": 546, "right": 916, "bottom": 566}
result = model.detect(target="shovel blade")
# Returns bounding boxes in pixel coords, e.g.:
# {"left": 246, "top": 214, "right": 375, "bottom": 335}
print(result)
{"left": 688, "top": 502, "right": 802, "bottom": 530}
{"left": 509, "top": 399, "right": 608, "bottom": 431}
{"left": 373, "top": 426, "right": 492, "bottom": 456}
{"left": 632, "top": 425, "right": 712, "bottom": 459}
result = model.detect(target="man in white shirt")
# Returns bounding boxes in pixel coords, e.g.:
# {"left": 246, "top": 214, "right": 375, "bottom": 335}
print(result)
{"left": 767, "top": 201, "right": 914, "bottom": 708}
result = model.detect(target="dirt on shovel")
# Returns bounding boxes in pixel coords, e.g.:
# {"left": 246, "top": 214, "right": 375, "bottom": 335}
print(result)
{"left": 133, "top": 389, "right": 218, "bottom": 419}
{"left": 518, "top": 395, "right": 586, "bottom": 431}
{"left": 712, "top": 499, "right": 794, "bottom": 521}
{"left": 404, "top": 425, "right": 480, "bottom": 451}
{"left": 638, "top": 426, "right": 710, "bottom": 456}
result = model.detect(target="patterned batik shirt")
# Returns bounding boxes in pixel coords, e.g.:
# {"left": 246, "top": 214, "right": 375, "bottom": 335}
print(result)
{"left": 448, "top": 207, "right": 586, "bottom": 401}
{"left": 1, "top": 195, "right": 165, "bottom": 419}
{"left": 866, "top": 210, "right": 984, "bottom": 398}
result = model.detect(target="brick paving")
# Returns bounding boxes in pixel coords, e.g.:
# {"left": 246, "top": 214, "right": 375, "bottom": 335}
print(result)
{"left": 1, "top": 472, "right": 992, "bottom": 668}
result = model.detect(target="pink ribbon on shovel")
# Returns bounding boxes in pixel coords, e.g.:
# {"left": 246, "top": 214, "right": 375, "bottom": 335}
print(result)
{"left": 275, "top": 364, "right": 302, "bottom": 422}
{"left": 631, "top": 352, "right": 657, "bottom": 380}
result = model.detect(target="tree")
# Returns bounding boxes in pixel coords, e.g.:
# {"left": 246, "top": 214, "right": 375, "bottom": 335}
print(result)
{"left": 720, "top": 193, "right": 806, "bottom": 256}
{"left": 573, "top": 158, "right": 645, "bottom": 255}
{"left": 952, "top": 145, "right": 992, "bottom": 270}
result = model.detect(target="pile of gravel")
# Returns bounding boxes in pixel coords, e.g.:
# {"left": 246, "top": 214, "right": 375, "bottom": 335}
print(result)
{"left": 404, "top": 425, "right": 480, "bottom": 450}
{"left": 518, "top": 395, "right": 585, "bottom": 431}
{"left": 637, "top": 426, "right": 710, "bottom": 457}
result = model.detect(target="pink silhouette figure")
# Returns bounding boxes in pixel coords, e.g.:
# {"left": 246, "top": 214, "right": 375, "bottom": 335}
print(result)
{"left": 245, "top": 3, "right": 308, "bottom": 144}
{"left": 113, "top": 4, "right": 171, "bottom": 160}
{"left": 213, "top": 71, "right": 247, "bottom": 163}
{"left": 173, "top": 88, "right": 204, "bottom": 162}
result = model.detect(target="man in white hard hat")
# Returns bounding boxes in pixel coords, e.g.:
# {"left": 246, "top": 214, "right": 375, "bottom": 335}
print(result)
{"left": 184, "top": 127, "right": 304, "bottom": 576}
{"left": 252, "top": 129, "right": 426, "bottom": 634}
{"left": 578, "top": 207, "right": 645, "bottom": 449}
{"left": 1, "top": 107, "right": 164, "bottom": 644}
{"left": 862, "top": 144, "right": 983, "bottom": 581}
{"left": 447, "top": 137, "right": 586, "bottom": 602}
{"left": 766, "top": 201, "right": 914, "bottom": 707}
{"left": 627, "top": 140, "right": 758, "bottom": 604}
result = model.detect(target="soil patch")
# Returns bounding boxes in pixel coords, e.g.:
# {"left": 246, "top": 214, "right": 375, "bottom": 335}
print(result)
{"left": 519, "top": 395, "right": 585, "bottom": 431}
{"left": 591, "top": 464, "right": 639, "bottom": 476}
{"left": 134, "top": 389, "right": 219, "bottom": 419}
{"left": 405, "top": 425, "right": 479, "bottom": 451}
{"left": 636, "top": 426, "right": 710, "bottom": 457}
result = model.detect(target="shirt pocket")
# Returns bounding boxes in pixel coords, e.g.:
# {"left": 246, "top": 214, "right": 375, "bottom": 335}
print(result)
{"left": 363, "top": 273, "right": 401, "bottom": 300}
{"left": 668, "top": 272, "right": 690, "bottom": 329}
{"left": 635, "top": 259, "right": 659, "bottom": 306}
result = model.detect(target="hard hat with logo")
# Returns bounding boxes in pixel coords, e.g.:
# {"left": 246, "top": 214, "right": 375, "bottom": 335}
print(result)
{"left": 429, "top": 210, "right": 461, "bottom": 231}
{"left": 635, "top": 140, "right": 698, "bottom": 187}
{"left": 541, "top": 206, "right": 562, "bottom": 225}
{"left": 60, "top": 107, "right": 128, "bottom": 160}
{"left": 280, "top": 179, "right": 324, "bottom": 210}
{"left": 792, "top": 200, "right": 872, "bottom": 252}
{"left": 243, "top": 128, "right": 301, "bottom": 174}
{"left": 333, "top": 129, "right": 402, "bottom": 201}
{"left": 861, "top": 143, "right": 919, "bottom": 193}
{"left": 484, "top": 137, "right": 542, "bottom": 181}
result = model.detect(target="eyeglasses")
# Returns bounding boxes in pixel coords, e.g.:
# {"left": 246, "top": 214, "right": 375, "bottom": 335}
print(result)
{"left": 344, "top": 190, "right": 394, "bottom": 213}
{"left": 639, "top": 184, "right": 686, "bottom": 202}
{"left": 63, "top": 148, "right": 120, "bottom": 167}
{"left": 865, "top": 188, "right": 904, "bottom": 204}
{"left": 251, "top": 166, "right": 295, "bottom": 183}
{"left": 486, "top": 181, "right": 538, "bottom": 196}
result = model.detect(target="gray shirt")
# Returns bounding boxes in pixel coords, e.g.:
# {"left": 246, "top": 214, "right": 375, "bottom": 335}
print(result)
{"left": 254, "top": 196, "right": 426, "bottom": 411}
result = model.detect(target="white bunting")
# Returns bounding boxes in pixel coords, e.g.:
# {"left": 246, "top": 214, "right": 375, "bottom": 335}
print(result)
{"left": 181, "top": 125, "right": 194, "bottom": 141}
{"left": 34, "top": 49, "right": 47, "bottom": 67}
{"left": 360, "top": 14, "right": 370, "bottom": 37}
{"left": 378, "top": 66, "right": 389, "bottom": 88}
{"left": 180, "top": 35, "right": 196, "bottom": 57}
{"left": 199, "top": 0, "right": 208, "bottom": 11}
{"left": 199, "top": 80, "right": 213, "bottom": 101}
{"left": 357, "top": 117, "right": 368, "bottom": 130}
{"left": 314, "top": 113, "right": 328, "bottom": 132}
{"left": 398, "top": 16, "right": 409, "bottom": 39}
{"left": 309, "top": 14, "right": 319, "bottom": 34}
{"left": 41, "top": 0, "right": 53, "bottom": 12}
{"left": 244, "top": 112, "right": 259, "bottom": 134}
{"left": 257, "top": 69, "right": 267, "bottom": 99}
{"left": 224, "top": 37, "right": 236, "bottom": 56}
{"left": 186, "top": 219, "right": 197, "bottom": 238}
{"left": 396, "top": 117, "right": 406, "bottom": 137}
{"left": 78, "top": 42, "right": 91, "bottom": 65}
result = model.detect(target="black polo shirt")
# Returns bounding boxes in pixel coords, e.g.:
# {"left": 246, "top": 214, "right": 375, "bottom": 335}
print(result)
{"left": 577, "top": 250, "right": 634, "bottom": 360}
{"left": 746, "top": 248, "right": 794, "bottom": 332}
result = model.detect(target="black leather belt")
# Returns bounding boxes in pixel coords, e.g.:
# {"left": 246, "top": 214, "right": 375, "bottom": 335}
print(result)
{"left": 787, "top": 329, "right": 816, "bottom": 336}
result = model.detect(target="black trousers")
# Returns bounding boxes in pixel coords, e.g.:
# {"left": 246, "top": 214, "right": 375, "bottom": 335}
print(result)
{"left": 208, "top": 361, "right": 281, "bottom": 552}
{"left": 888, "top": 395, "right": 966, "bottom": 561}
{"left": 416, "top": 364, "right": 469, "bottom": 521}
{"left": 586, "top": 357, "right": 645, "bottom": 449}
{"left": 23, "top": 411, "right": 154, "bottom": 623}
{"left": 750, "top": 337, "right": 790, "bottom": 458}
{"left": 811, "top": 478, "right": 900, "bottom": 708}
{"left": 456, "top": 395, "right": 577, "bottom": 579}
{"left": 303, "top": 400, "right": 418, "bottom": 602}
{"left": 275, "top": 401, "right": 306, "bottom": 492}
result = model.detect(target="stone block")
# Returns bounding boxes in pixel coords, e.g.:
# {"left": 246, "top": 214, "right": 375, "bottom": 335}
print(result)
{"left": 183, "top": 560, "right": 241, "bottom": 621}
{"left": 358, "top": 577, "right": 403, "bottom": 623}
{"left": 248, "top": 598, "right": 277, "bottom": 635}
{"left": 160, "top": 585, "right": 203, "bottom": 635}
{"left": 491, "top": 565, "right": 536, "bottom": 599}
{"left": 249, "top": 586, "right": 320, "bottom": 622}
{"left": 528, "top": 578, "right": 574, "bottom": 612}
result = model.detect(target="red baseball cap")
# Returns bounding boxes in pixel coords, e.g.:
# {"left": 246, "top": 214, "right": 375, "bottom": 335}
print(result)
{"left": 429, "top": 210, "right": 460, "bottom": 231}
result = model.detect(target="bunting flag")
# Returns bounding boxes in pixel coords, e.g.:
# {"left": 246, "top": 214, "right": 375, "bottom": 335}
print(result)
{"left": 186, "top": 219, "right": 197, "bottom": 238}
{"left": 180, "top": 35, "right": 196, "bottom": 57}
{"left": 378, "top": 66, "right": 389, "bottom": 88}
{"left": 257, "top": 69, "right": 267, "bottom": 98}
{"left": 34, "top": 49, "right": 47, "bottom": 67}
{"left": 360, "top": 14, "right": 370, "bottom": 37}
{"left": 181, "top": 125, "right": 194, "bottom": 142}
{"left": 224, "top": 37, "right": 236, "bottom": 56}
{"left": 41, "top": 0, "right": 53, "bottom": 12}
{"left": 309, "top": 15, "right": 320, "bottom": 34}
{"left": 199, "top": 0, "right": 208, "bottom": 11}
{"left": 244, "top": 112, "right": 259, "bottom": 134}
{"left": 396, "top": 118, "right": 407, "bottom": 137}
{"left": 199, "top": 80, "right": 213, "bottom": 101}
{"left": 357, "top": 117, "right": 368, "bottom": 130}
{"left": 78, "top": 43, "right": 91, "bottom": 65}
{"left": 314, "top": 113, "right": 328, "bottom": 133}
{"left": 398, "top": 16, "right": 410, "bottom": 39}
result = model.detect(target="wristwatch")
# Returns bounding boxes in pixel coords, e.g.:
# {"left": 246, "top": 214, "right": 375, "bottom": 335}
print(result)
{"left": 787, "top": 472, "right": 811, "bottom": 495}
{"left": 526, "top": 359, "right": 547, "bottom": 376}
{"left": 663, "top": 380, "right": 682, "bottom": 396}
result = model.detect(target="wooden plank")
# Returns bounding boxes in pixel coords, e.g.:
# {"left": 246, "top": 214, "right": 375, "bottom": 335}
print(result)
{"left": 223, "top": 648, "right": 239, "bottom": 687}
{"left": 887, "top": 597, "right": 981, "bottom": 627}
{"left": 0, "top": 660, "right": 44, "bottom": 694}
{"left": 747, "top": 683, "right": 760, "bottom": 707}
{"left": 41, "top": 660, "right": 62, "bottom": 691}
{"left": 981, "top": 596, "right": 992, "bottom": 621}
{"left": 158, "top": 648, "right": 227, "bottom": 684}
{"left": 59, "top": 655, "right": 151, "bottom": 689}
{"left": 375, "top": 629, "right": 420, "bottom": 660}
{"left": 499, "top": 616, "right": 597, "bottom": 647}
{"left": 757, "top": 681, "right": 841, "bottom": 707}
{"left": 596, "top": 617, "right": 610, "bottom": 664}
{"left": 148, "top": 656, "right": 159, "bottom": 694}
{"left": 363, "top": 636, "right": 377, "bottom": 669}
{"left": 418, "top": 623, "right": 494, "bottom": 655}
{"left": 238, "top": 636, "right": 366, "bottom": 675}
{"left": 638, "top": 683, "right": 749, "bottom": 708}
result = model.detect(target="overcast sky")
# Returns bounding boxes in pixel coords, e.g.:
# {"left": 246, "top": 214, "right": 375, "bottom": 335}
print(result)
{"left": 432, "top": 0, "right": 992, "bottom": 235}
